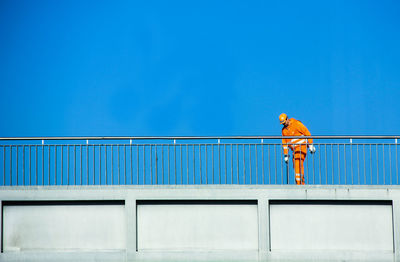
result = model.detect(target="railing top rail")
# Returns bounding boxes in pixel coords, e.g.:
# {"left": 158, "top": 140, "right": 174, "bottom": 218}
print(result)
{"left": 0, "top": 135, "right": 399, "bottom": 141}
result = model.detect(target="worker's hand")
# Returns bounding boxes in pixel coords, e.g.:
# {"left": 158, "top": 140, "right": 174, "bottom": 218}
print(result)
{"left": 308, "top": 144, "right": 316, "bottom": 154}
{"left": 284, "top": 154, "right": 289, "bottom": 163}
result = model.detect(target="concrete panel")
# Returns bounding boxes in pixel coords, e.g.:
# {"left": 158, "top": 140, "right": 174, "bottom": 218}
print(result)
{"left": 3, "top": 204, "right": 126, "bottom": 252}
{"left": 137, "top": 203, "right": 258, "bottom": 251}
{"left": 270, "top": 202, "right": 393, "bottom": 251}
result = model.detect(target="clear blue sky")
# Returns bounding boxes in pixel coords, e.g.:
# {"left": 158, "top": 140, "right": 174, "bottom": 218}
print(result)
{"left": 1, "top": 0, "right": 399, "bottom": 137}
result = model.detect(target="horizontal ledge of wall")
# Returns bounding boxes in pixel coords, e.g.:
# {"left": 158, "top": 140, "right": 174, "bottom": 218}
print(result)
{"left": 0, "top": 251, "right": 395, "bottom": 262}
{"left": 0, "top": 252, "right": 126, "bottom": 262}
{"left": 137, "top": 199, "right": 257, "bottom": 205}
{"left": 2, "top": 200, "right": 125, "bottom": 206}
{"left": 269, "top": 199, "right": 393, "bottom": 205}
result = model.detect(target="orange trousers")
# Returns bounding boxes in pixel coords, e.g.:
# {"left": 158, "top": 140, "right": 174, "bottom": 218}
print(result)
{"left": 293, "top": 151, "right": 307, "bottom": 185}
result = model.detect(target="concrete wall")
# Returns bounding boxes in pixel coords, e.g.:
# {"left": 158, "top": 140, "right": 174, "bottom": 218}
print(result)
{"left": 270, "top": 202, "right": 393, "bottom": 252}
{"left": 0, "top": 185, "right": 400, "bottom": 262}
{"left": 3, "top": 204, "right": 126, "bottom": 252}
{"left": 137, "top": 201, "right": 258, "bottom": 251}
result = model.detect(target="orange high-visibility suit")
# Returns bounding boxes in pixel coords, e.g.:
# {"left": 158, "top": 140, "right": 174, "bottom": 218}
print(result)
{"left": 281, "top": 118, "right": 313, "bottom": 185}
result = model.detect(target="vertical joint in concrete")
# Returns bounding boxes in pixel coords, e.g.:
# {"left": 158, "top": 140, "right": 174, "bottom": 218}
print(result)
{"left": 0, "top": 200, "right": 2, "bottom": 254}
{"left": 257, "top": 198, "right": 269, "bottom": 258}
{"left": 392, "top": 200, "right": 400, "bottom": 258}
{"left": 125, "top": 197, "right": 137, "bottom": 261}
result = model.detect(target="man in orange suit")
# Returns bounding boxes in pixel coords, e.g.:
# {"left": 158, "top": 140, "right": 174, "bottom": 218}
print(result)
{"left": 279, "top": 113, "right": 316, "bottom": 185}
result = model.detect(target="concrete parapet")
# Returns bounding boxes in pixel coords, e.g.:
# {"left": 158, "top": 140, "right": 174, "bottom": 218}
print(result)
{"left": 0, "top": 185, "right": 400, "bottom": 261}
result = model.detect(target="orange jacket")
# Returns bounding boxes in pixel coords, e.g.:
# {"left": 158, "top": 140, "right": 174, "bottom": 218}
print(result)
{"left": 281, "top": 118, "right": 313, "bottom": 155}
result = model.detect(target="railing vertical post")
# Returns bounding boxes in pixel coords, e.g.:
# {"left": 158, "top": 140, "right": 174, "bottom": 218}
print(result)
{"left": 306, "top": 146, "right": 309, "bottom": 184}
{"left": 199, "top": 144, "right": 202, "bottom": 185}
{"left": 212, "top": 144, "right": 214, "bottom": 184}
{"left": 174, "top": 140, "right": 176, "bottom": 184}
{"left": 363, "top": 144, "right": 366, "bottom": 185}
{"left": 313, "top": 147, "right": 316, "bottom": 185}
{"left": 268, "top": 144, "right": 271, "bottom": 184}
{"left": 193, "top": 144, "right": 195, "bottom": 184}
{"left": 28, "top": 145, "right": 31, "bottom": 186}
{"left": 74, "top": 145, "right": 76, "bottom": 185}
{"left": 343, "top": 144, "right": 346, "bottom": 185}
{"left": 48, "top": 145, "right": 50, "bottom": 185}
{"left": 10, "top": 146, "right": 13, "bottom": 185}
{"left": 205, "top": 145, "right": 208, "bottom": 184}
{"left": 81, "top": 145, "right": 83, "bottom": 185}
{"left": 29, "top": 146, "right": 31, "bottom": 186}
{"left": 280, "top": 144, "right": 283, "bottom": 184}
{"left": 118, "top": 145, "right": 121, "bottom": 185}
{"left": 325, "top": 144, "right": 327, "bottom": 185}
{"left": 22, "top": 145, "right": 27, "bottom": 186}
{"left": 357, "top": 144, "right": 360, "bottom": 185}
{"left": 42, "top": 144, "right": 44, "bottom": 185}
{"left": 396, "top": 139, "right": 398, "bottom": 185}
{"left": 87, "top": 142, "right": 89, "bottom": 185}
{"left": 16, "top": 146, "right": 19, "bottom": 185}
{"left": 218, "top": 139, "right": 221, "bottom": 184}
{"left": 304, "top": 145, "right": 311, "bottom": 184}
{"left": 2, "top": 146, "right": 4, "bottom": 185}
{"left": 166, "top": 145, "right": 170, "bottom": 184}
{"left": 155, "top": 145, "right": 158, "bottom": 185}
{"left": 149, "top": 145, "right": 153, "bottom": 185}
{"left": 236, "top": 144, "right": 239, "bottom": 184}
{"left": 376, "top": 144, "right": 379, "bottom": 185}
{"left": 186, "top": 144, "right": 188, "bottom": 184}
{"left": 93, "top": 145, "right": 95, "bottom": 185}
{"left": 243, "top": 144, "right": 246, "bottom": 184}
{"left": 337, "top": 144, "right": 340, "bottom": 185}
{"left": 383, "top": 144, "right": 386, "bottom": 185}
{"left": 36, "top": 145, "right": 38, "bottom": 186}
{"left": 274, "top": 145, "right": 277, "bottom": 185}
{"left": 54, "top": 146, "right": 57, "bottom": 185}
{"left": 86, "top": 141, "right": 89, "bottom": 185}
{"left": 370, "top": 144, "right": 372, "bottom": 184}
{"left": 319, "top": 144, "right": 322, "bottom": 184}
{"left": 224, "top": 144, "right": 227, "bottom": 184}
{"left": 167, "top": 145, "right": 170, "bottom": 184}
{"left": 130, "top": 141, "right": 132, "bottom": 184}
{"left": 389, "top": 144, "right": 392, "bottom": 185}
{"left": 350, "top": 139, "right": 353, "bottom": 185}
{"left": 180, "top": 145, "right": 183, "bottom": 184}
{"left": 261, "top": 139, "right": 264, "bottom": 184}
{"left": 67, "top": 145, "right": 69, "bottom": 185}
{"left": 99, "top": 145, "right": 102, "bottom": 185}
{"left": 124, "top": 145, "right": 127, "bottom": 185}
{"left": 161, "top": 144, "right": 165, "bottom": 184}
{"left": 231, "top": 144, "right": 233, "bottom": 184}
{"left": 331, "top": 144, "right": 334, "bottom": 185}
{"left": 61, "top": 146, "right": 63, "bottom": 185}
{"left": 143, "top": 145, "right": 145, "bottom": 185}
{"left": 131, "top": 144, "right": 133, "bottom": 185}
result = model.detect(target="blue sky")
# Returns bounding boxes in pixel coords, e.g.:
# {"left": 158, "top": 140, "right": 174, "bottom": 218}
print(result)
{"left": 1, "top": 0, "right": 400, "bottom": 137}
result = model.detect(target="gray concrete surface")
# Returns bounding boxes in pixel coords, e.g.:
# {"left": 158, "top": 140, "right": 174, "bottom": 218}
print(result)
{"left": 0, "top": 185, "right": 400, "bottom": 262}
{"left": 137, "top": 203, "right": 258, "bottom": 250}
{"left": 270, "top": 203, "right": 393, "bottom": 251}
{"left": 3, "top": 204, "right": 126, "bottom": 251}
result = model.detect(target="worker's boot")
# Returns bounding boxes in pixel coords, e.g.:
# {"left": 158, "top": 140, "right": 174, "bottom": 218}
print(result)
{"left": 295, "top": 174, "right": 301, "bottom": 185}
{"left": 301, "top": 175, "right": 305, "bottom": 185}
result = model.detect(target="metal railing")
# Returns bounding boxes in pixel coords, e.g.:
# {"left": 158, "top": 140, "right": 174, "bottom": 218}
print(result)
{"left": 0, "top": 136, "right": 399, "bottom": 186}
